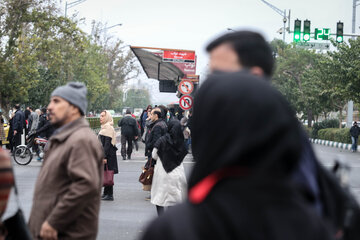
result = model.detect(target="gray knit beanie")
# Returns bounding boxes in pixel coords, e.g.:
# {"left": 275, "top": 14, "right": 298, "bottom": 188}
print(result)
{"left": 51, "top": 82, "right": 88, "bottom": 115}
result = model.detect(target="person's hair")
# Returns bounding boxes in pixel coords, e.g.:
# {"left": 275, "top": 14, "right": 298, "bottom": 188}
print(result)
{"left": 206, "top": 31, "right": 274, "bottom": 77}
{"left": 354, "top": 121, "right": 357, "bottom": 125}
{"left": 28, "top": 106, "right": 33, "bottom": 111}
{"left": 126, "top": 109, "right": 131, "bottom": 114}
{"left": 152, "top": 109, "right": 162, "bottom": 119}
{"left": 146, "top": 105, "right": 152, "bottom": 110}
{"left": 41, "top": 108, "right": 47, "bottom": 114}
{"left": 157, "top": 105, "right": 168, "bottom": 120}
{"left": 14, "top": 104, "right": 20, "bottom": 110}
{"left": 35, "top": 109, "right": 41, "bottom": 115}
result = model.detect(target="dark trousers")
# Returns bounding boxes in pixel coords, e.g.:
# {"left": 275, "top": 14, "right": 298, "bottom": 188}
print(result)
{"left": 13, "top": 133, "right": 22, "bottom": 150}
{"left": 121, "top": 135, "right": 133, "bottom": 157}
{"left": 103, "top": 186, "right": 113, "bottom": 196}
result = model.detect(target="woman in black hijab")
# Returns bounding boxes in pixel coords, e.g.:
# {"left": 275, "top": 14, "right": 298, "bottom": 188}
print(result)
{"left": 140, "top": 71, "right": 332, "bottom": 240}
{"left": 150, "top": 119, "right": 188, "bottom": 216}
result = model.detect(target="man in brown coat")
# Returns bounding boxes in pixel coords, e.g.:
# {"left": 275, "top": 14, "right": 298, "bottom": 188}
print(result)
{"left": 29, "top": 82, "right": 104, "bottom": 240}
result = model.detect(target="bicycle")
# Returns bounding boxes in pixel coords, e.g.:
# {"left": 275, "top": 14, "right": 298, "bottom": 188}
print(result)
{"left": 13, "top": 133, "right": 47, "bottom": 165}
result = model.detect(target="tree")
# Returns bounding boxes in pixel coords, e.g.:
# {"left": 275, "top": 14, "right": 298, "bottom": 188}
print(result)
{"left": 272, "top": 43, "right": 321, "bottom": 127}
{"left": 0, "top": 0, "right": 38, "bottom": 117}
{"left": 123, "top": 89, "right": 151, "bottom": 109}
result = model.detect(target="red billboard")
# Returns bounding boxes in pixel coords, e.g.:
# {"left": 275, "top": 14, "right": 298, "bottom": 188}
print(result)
{"left": 154, "top": 52, "right": 196, "bottom": 75}
{"left": 163, "top": 50, "right": 195, "bottom": 63}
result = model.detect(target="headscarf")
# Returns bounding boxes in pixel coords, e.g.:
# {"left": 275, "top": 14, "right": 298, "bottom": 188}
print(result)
{"left": 99, "top": 110, "right": 116, "bottom": 146}
{"left": 154, "top": 119, "right": 188, "bottom": 173}
{"left": 188, "top": 71, "right": 304, "bottom": 190}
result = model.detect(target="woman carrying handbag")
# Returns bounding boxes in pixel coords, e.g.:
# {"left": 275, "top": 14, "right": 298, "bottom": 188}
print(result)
{"left": 99, "top": 110, "right": 118, "bottom": 201}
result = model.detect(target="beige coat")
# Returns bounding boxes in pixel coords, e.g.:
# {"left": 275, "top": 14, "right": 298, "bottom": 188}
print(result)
{"left": 29, "top": 118, "right": 104, "bottom": 240}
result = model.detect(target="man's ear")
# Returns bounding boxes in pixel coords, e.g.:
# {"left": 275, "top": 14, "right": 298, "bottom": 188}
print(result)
{"left": 250, "top": 67, "right": 264, "bottom": 77}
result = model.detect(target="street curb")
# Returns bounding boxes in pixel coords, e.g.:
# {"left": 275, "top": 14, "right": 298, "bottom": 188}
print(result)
{"left": 310, "top": 138, "right": 360, "bottom": 152}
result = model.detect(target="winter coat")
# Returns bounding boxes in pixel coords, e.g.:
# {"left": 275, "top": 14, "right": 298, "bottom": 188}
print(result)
{"left": 28, "top": 112, "right": 39, "bottom": 133}
{"left": 350, "top": 125, "right": 360, "bottom": 138}
{"left": 37, "top": 114, "right": 47, "bottom": 132}
{"left": 118, "top": 115, "right": 138, "bottom": 137}
{"left": 13, "top": 110, "right": 25, "bottom": 132}
{"left": 145, "top": 119, "right": 167, "bottom": 153}
{"left": 99, "top": 135, "right": 118, "bottom": 174}
{"left": 36, "top": 120, "right": 55, "bottom": 139}
{"left": 151, "top": 148, "right": 187, "bottom": 207}
{"left": 29, "top": 118, "right": 104, "bottom": 240}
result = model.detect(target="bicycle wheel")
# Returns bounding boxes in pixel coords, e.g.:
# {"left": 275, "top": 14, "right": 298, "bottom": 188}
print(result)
{"left": 13, "top": 146, "right": 32, "bottom": 165}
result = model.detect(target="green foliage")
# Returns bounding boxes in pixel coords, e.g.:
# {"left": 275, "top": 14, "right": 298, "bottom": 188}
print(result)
{"left": 87, "top": 117, "right": 122, "bottom": 129}
{"left": 271, "top": 37, "right": 360, "bottom": 126}
{"left": 318, "top": 128, "right": 351, "bottom": 144}
{"left": 123, "top": 89, "right": 151, "bottom": 110}
{"left": 311, "top": 119, "right": 340, "bottom": 138}
{"left": 0, "top": 1, "right": 139, "bottom": 115}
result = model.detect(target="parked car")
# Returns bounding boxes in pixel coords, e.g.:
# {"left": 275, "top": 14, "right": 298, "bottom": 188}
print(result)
{"left": 2, "top": 118, "right": 9, "bottom": 146}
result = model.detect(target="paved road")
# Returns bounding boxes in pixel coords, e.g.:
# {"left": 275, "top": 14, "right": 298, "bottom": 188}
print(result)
{"left": 312, "top": 144, "right": 360, "bottom": 202}
{"left": 3, "top": 142, "right": 359, "bottom": 240}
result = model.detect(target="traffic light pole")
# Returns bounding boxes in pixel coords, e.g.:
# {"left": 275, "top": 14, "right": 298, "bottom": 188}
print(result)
{"left": 347, "top": 0, "right": 359, "bottom": 128}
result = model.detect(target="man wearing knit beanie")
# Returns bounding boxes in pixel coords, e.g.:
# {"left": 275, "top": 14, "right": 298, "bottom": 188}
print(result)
{"left": 29, "top": 82, "right": 104, "bottom": 240}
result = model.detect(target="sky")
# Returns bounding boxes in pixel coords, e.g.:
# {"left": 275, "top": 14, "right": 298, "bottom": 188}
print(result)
{"left": 59, "top": 0, "right": 359, "bottom": 105}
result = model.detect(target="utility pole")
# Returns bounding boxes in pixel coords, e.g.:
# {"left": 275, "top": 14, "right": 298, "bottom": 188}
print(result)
{"left": 347, "top": 0, "right": 360, "bottom": 127}
{"left": 260, "top": 0, "right": 290, "bottom": 42}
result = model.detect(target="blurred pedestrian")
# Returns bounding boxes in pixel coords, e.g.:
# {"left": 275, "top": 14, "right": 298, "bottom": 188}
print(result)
{"left": 118, "top": 109, "right": 138, "bottom": 160}
{"left": 0, "top": 148, "right": 14, "bottom": 239}
{"left": 29, "top": 82, "right": 104, "bottom": 240}
{"left": 206, "top": 30, "right": 325, "bottom": 217}
{"left": 29, "top": 109, "right": 41, "bottom": 134}
{"left": 12, "top": 104, "right": 25, "bottom": 149}
{"left": 350, "top": 121, "right": 359, "bottom": 152}
{"left": 0, "top": 112, "right": 5, "bottom": 148}
{"left": 140, "top": 105, "right": 152, "bottom": 135}
{"left": 99, "top": 110, "right": 118, "bottom": 201}
{"left": 145, "top": 108, "right": 167, "bottom": 165}
{"left": 180, "top": 112, "right": 191, "bottom": 151}
{"left": 141, "top": 71, "right": 332, "bottom": 240}
{"left": 6, "top": 110, "right": 15, "bottom": 152}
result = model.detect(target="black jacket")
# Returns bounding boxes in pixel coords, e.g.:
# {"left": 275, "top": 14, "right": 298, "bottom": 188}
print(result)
{"left": 350, "top": 125, "right": 360, "bottom": 138}
{"left": 118, "top": 115, "right": 138, "bottom": 137}
{"left": 145, "top": 119, "right": 167, "bottom": 153}
{"left": 99, "top": 135, "right": 118, "bottom": 174}
{"left": 13, "top": 110, "right": 25, "bottom": 132}
{"left": 36, "top": 120, "right": 55, "bottom": 138}
{"left": 37, "top": 114, "right": 47, "bottom": 131}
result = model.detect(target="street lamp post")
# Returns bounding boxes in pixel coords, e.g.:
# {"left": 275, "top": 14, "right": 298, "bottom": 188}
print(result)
{"left": 65, "top": 0, "right": 87, "bottom": 17}
{"left": 260, "top": 0, "right": 290, "bottom": 42}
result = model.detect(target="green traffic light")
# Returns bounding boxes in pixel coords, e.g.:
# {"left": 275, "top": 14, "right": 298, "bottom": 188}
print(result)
{"left": 303, "top": 34, "right": 310, "bottom": 41}
{"left": 336, "top": 36, "right": 343, "bottom": 43}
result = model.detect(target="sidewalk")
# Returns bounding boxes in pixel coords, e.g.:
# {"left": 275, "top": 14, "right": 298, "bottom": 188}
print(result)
{"left": 310, "top": 138, "right": 359, "bottom": 152}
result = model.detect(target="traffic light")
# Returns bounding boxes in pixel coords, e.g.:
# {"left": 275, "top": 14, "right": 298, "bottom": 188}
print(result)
{"left": 336, "top": 21, "right": 344, "bottom": 43}
{"left": 294, "top": 19, "right": 301, "bottom": 42}
{"left": 303, "top": 20, "right": 311, "bottom": 42}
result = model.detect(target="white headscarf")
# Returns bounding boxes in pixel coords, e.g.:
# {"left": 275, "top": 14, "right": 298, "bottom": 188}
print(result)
{"left": 98, "top": 110, "right": 116, "bottom": 146}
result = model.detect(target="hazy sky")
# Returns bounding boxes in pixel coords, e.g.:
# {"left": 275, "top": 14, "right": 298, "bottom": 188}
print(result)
{"left": 60, "top": 0, "right": 359, "bottom": 104}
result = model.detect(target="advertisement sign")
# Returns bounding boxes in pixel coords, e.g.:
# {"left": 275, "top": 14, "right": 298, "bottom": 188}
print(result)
{"left": 153, "top": 52, "right": 197, "bottom": 75}
{"left": 163, "top": 50, "right": 195, "bottom": 63}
